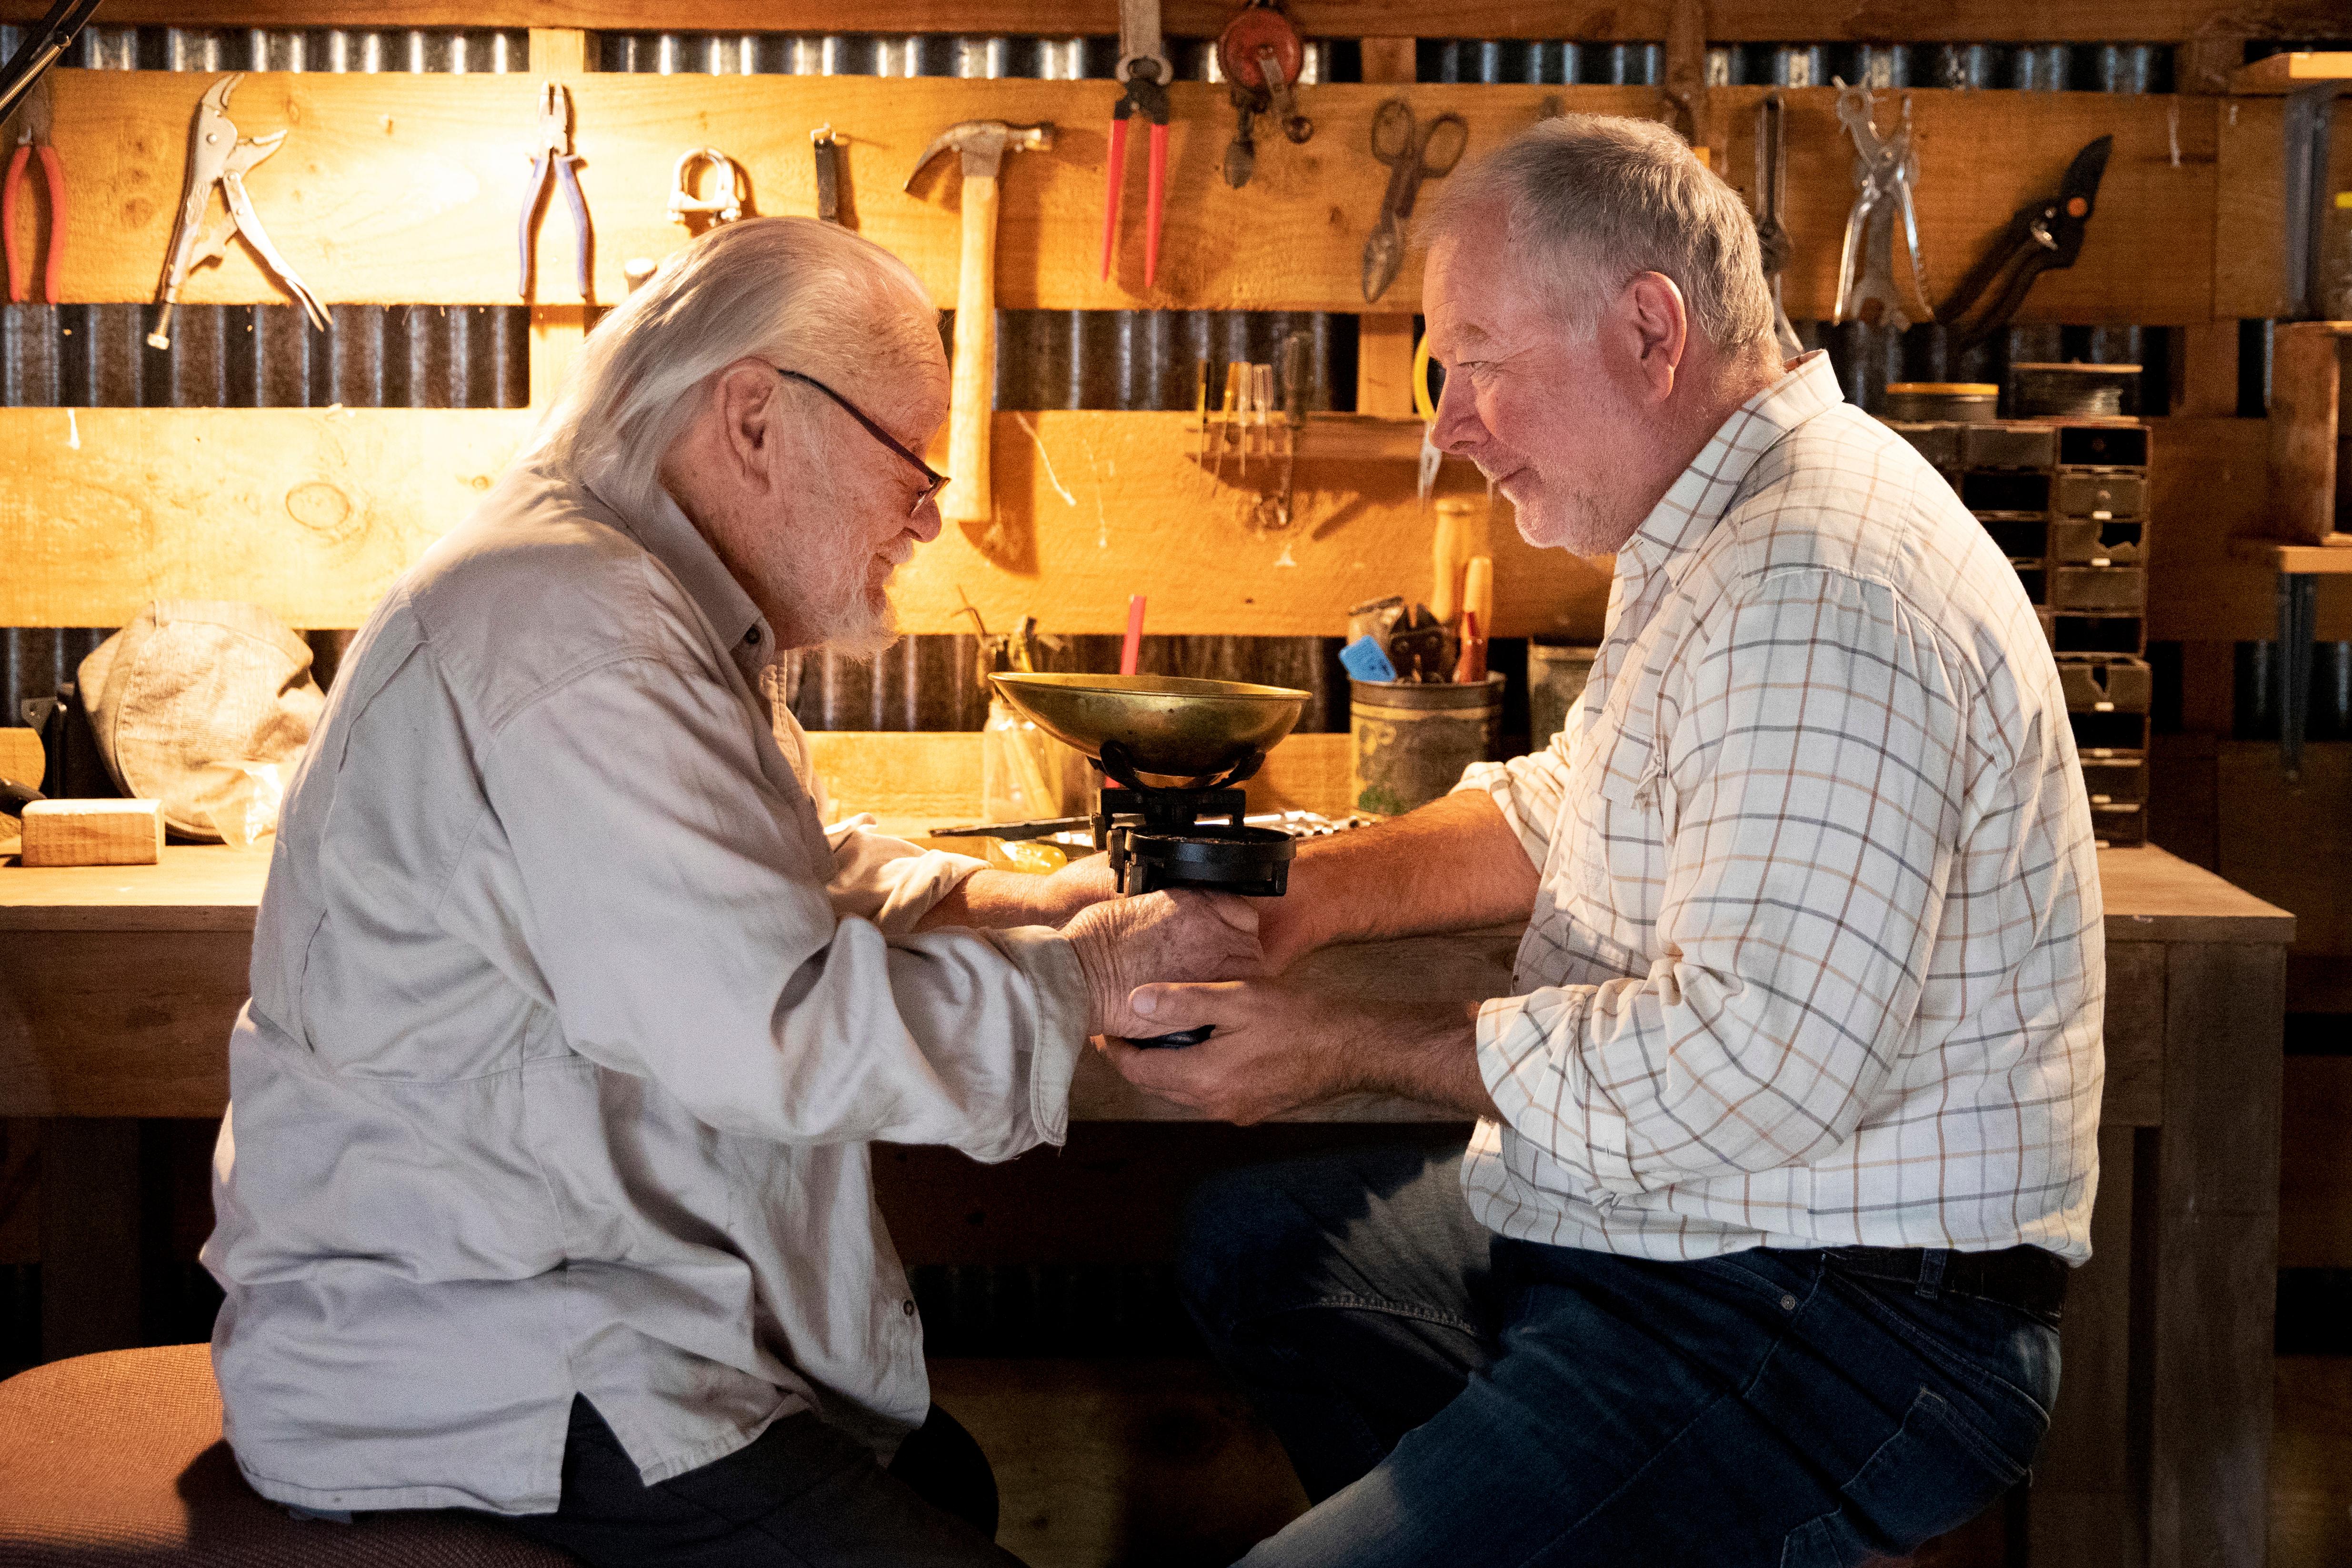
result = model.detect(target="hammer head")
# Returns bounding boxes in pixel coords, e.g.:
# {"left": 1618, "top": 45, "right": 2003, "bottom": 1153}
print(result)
{"left": 905, "top": 120, "right": 1055, "bottom": 190}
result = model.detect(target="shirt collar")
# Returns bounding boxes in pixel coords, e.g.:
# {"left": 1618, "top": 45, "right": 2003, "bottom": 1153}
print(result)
{"left": 1618, "top": 350, "right": 1845, "bottom": 579}
{"left": 576, "top": 469, "right": 770, "bottom": 660}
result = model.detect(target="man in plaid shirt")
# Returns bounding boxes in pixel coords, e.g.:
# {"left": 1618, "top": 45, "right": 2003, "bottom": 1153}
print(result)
{"left": 1107, "top": 114, "right": 2101, "bottom": 1567}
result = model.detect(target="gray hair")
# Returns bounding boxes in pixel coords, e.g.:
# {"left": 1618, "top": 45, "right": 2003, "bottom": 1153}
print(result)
{"left": 1419, "top": 113, "right": 1773, "bottom": 354}
{"left": 527, "top": 217, "right": 939, "bottom": 522}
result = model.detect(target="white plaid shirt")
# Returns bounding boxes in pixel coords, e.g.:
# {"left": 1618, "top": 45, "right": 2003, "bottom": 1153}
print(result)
{"left": 1455, "top": 352, "right": 2102, "bottom": 1264}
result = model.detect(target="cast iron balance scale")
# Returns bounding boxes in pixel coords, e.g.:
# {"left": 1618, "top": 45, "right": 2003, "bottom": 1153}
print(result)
{"left": 988, "top": 672, "right": 1311, "bottom": 1048}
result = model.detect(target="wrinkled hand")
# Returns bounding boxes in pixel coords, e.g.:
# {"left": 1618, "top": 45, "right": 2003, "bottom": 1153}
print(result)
{"left": 1062, "top": 890, "right": 1261, "bottom": 1039}
{"left": 1099, "top": 979, "right": 1359, "bottom": 1124}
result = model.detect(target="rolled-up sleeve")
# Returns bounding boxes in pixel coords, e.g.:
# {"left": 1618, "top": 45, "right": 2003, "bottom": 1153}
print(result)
{"left": 479, "top": 649, "right": 1086, "bottom": 1160}
{"left": 1476, "top": 568, "right": 1976, "bottom": 1198}
{"left": 1453, "top": 699, "right": 1580, "bottom": 871}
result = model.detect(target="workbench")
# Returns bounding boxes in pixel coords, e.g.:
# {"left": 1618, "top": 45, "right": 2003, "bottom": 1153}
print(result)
{"left": 0, "top": 842, "right": 2291, "bottom": 1568}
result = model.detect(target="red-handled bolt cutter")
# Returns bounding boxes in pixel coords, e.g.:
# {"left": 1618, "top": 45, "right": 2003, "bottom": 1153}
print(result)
{"left": 1101, "top": 0, "right": 1170, "bottom": 288}
{"left": 2, "top": 73, "right": 64, "bottom": 304}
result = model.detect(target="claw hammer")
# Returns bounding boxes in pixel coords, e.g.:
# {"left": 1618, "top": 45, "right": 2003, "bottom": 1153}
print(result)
{"left": 905, "top": 120, "right": 1054, "bottom": 530}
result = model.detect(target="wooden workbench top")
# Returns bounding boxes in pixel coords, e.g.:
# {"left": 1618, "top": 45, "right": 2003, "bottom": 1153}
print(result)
{"left": 0, "top": 840, "right": 2295, "bottom": 943}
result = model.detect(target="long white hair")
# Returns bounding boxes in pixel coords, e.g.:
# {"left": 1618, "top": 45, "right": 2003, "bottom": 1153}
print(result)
{"left": 525, "top": 217, "right": 939, "bottom": 522}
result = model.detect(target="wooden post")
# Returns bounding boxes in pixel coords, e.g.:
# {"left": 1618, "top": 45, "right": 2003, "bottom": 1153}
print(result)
{"left": 1357, "top": 39, "right": 1419, "bottom": 420}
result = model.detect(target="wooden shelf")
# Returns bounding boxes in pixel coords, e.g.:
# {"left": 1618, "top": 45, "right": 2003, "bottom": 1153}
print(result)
{"left": 4, "top": 0, "right": 2342, "bottom": 43}
{"left": 27, "top": 70, "right": 2231, "bottom": 322}
{"left": 2229, "top": 537, "right": 2352, "bottom": 574}
{"left": 2230, "top": 52, "right": 2352, "bottom": 95}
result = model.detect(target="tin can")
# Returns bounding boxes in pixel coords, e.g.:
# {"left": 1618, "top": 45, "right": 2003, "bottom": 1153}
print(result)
{"left": 1528, "top": 643, "right": 1600, "bottom": 753}
{"left": 1349, "top": 675, "right": 1505, "bottom": 817}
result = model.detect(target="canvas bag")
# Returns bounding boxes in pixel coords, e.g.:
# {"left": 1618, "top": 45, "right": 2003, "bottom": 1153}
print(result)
{"left": 77, "top": 601, "right": 325, "bottom": 841}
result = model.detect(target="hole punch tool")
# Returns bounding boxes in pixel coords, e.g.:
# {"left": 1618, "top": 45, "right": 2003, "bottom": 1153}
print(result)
{"left": 1101, "top": 0, "right": 1171, "bottom": 287}
{"left": 1832, "top": 77, "right": 1931, "bottom": 332}
{"left": 519, "top": 80, "right": 590, "bottom": 302}
{"left": 670, "top": 147, "right": 746, "bottom": 231}
{"left": 1939, "top": 135, "right": 2112, "bottom": 356}
{"left": 1216, "top": 0, "right": 1312, "bottom": 190}
{"left": 149, "top": 73, "right": 329, "bottom": 351}
{"left": 1361, "top": 98, "right": 1466, "bottom": 304}
{"left": 2, "top": 72, "right": 62, "bottom": 304}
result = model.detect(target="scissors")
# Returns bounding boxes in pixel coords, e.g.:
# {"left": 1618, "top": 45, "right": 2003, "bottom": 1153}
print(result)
{"left": 1361, "top": 98, "right": 1466, "bottom": 304}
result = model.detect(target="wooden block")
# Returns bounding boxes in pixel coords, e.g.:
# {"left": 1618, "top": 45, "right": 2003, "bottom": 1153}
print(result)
{"left": 2270, "top": 323, "right": 2350, "bottom": 547}
{"left": 0, "top": 729, "right": 41, "bottom": 788}
{"left": 2215, "top": 97, "right": 2352, "bottom": 319}
{"left": 2230, "top": 51, "right": 2352, "bottom": 95}
{"left": 22, "top": 71, "right": 2224, "bottom": 322}
{"left": 1356, "top": 317, "right": 1420, "bottom": 419}
{"left": 19, "top": 800, "right": 164, "bottom": 868}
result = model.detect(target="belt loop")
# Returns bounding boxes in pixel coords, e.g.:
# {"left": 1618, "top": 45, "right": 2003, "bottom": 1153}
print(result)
{"left": 1916, "top": 1249, "right": 1948, "bottom": 1300}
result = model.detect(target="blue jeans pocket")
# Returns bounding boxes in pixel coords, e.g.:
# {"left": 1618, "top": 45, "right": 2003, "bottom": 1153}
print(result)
{"left": 1779, "top": 1387, "right": 2030, "bottom": 1568}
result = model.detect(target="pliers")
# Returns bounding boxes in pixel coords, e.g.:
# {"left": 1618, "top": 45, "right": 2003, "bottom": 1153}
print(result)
{"left": 1101, "top": 0, "right": 1170, "bottom": 288}
{"left": 1832, "top": 79, "right": 1931, "bottom": 332}
{"left": 2, "top": 73, "right": 63, "bottom": 304}
{"left": 1939, "top": 136, "right": 2112, "bottom": 355}
{"left": 519, "top": 80, "right": 590, "bottom": 301}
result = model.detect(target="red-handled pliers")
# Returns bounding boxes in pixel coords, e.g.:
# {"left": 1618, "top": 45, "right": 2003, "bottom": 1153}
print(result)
{"left": 1101, "top": 2, "right": 1171, "bottom": 289}
{"left": 2, "top": 74, "right": 64, "bottom": 305}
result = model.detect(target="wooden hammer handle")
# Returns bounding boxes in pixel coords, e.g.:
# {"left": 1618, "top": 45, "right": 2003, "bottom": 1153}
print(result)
{"left": 942, "top": 169, "right": 999, "bottom": 527}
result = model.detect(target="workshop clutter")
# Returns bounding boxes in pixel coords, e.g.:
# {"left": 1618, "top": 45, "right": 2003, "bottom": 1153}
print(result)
{"left": 1885, "top": 365, "right": 2152, "bottom": 848}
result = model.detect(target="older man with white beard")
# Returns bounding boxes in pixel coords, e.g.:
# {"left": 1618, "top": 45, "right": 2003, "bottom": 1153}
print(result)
{"left": 202, "top": 217, "right": 1248, "bottom": 1568}
{"left": 1110, "top": 116, "right": 2103, "bottom": 1567}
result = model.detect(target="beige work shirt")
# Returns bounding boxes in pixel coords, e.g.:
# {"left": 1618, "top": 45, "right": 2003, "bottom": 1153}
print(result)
{"left": 202, "top": 462, "right": 1090, "bottom": 1516}
{"left": 1456, "top": 352, "right": 2103, "bottom": 1265}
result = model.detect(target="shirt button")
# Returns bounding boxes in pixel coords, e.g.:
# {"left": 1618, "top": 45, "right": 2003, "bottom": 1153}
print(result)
{"left": 744, "top": 626, "right": 762, "bottom": 646}
{"left": 1780, "top": 1293, "right": 1798, "bottom": 1312}
{"left": 901, "top": 1299, "right": 916, "bottom": 1318}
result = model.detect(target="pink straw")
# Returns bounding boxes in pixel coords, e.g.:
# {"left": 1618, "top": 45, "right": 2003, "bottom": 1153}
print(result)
{"left": 1121, "top": 595, "right": 1146, "bottom": 676}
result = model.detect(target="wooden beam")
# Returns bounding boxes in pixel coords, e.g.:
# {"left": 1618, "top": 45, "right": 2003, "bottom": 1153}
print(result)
{"left": 34, "top": 71, "right": 2222, "bottom": 323}
{"left": 2230, "top": 51, "right": 2352, "bottom": 94}
{"left": 0, "top": 407, "right": 1613, "bottom": 635}
{"left": 2213, "top": 94, "right": 2352, "bottom": 319}
{"left": 7, "top": 0, "right": 2350, "bottom": 43}
{"left": 525, "top": 26, "right": 591, "bottom": 74}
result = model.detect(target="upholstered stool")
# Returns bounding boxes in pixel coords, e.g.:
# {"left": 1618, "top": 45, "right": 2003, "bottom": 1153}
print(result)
{"left": 0, "top": 1344, "right": 575, "bottom": 1565}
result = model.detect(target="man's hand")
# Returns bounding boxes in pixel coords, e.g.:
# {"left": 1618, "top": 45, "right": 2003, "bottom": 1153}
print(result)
{"left": 1062, "top": 890, "right": 1261, "bottom": 1039}
{"left": 1102, "top": 978, "right": 1499, "bottom": 1124}
{"left": 919, "top": 852, "right": 1120, "bottom": 931}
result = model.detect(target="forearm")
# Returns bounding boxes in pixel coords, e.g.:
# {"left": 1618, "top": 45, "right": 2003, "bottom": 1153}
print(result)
{"left": 915, "top": 856, "right": 1118, "bottom": 932}
{"left": 1355, "top": 1005, "right": 1500, "bottom": 1122}
{"left": 1273, "top": 791, "right": 1540, "bottom": 960}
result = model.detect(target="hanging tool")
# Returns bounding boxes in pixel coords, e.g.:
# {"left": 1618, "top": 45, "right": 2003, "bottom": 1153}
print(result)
{"left": 1412, "top": 329, "right": 1443, "bottom": 504}
{"left": 149, "top": 74, "right": 329, "bottom": 351}
{"left": 1658, "top": 0, "right": 1712, "bottom": 167}
{"left": 1217, "top": 0, "right": 1311, "bottom": 188}
{"left": 1939, "top": 136, "right": 2112, "bottom": 355}
{"left": 1277, "top": 329, "right": 1308, "bottom": 528}
{"left": 1102, "top": 0, "right": 1171, "bottom": 287}
{"left": 811, "top": 124, "right": 847, "bottom": 226}
{"left": 671, "top": 147, "right": 746, "bottom": 230}
{"left": 1752, "top": 91, "right": 1802, "bottom": 359}
{"left": 1362, "top": 99, "right": 1467, "bottom": 304}
{"left": 1832, "top": 79, "right": 1930, "bottom": 332}
{"left": 0, "top": 0, "right": 98, "bottom": 129}
{"left": 907, "top": 120, "right": 1056, "bottom": 533}
{"left": 518, "top": 80, "right": 590, "bottom": 302}
{"left": 3, "top": 73, "right": 63, "bottom": 304}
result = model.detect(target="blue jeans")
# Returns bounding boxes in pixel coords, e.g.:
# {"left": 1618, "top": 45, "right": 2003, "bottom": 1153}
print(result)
{"left": 1179, "top": 1145, "right": 2061, "bottom": 1568}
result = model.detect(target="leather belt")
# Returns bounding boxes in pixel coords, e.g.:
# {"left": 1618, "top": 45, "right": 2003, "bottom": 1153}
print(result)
{"left": 1789, "top": 1244, "right": 2069, "bottom": 1317}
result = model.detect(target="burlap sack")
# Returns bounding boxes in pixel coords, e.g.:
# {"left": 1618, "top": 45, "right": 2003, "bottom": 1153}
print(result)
{"left": 77, "top": 601, "right": 324, "bottom": 841}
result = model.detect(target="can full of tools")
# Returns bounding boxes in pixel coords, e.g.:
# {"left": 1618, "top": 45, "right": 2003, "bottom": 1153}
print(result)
{"left": 1528, "top": 643, "right": 1601, "bottom": 754}
{"left": 1349, "top": 675, "right": 1505, "bottom": 817}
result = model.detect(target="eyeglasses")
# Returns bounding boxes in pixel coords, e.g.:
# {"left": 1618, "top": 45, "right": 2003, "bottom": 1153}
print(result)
{"left": 774, "top": 368, "right": 949, "bottom": 519}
